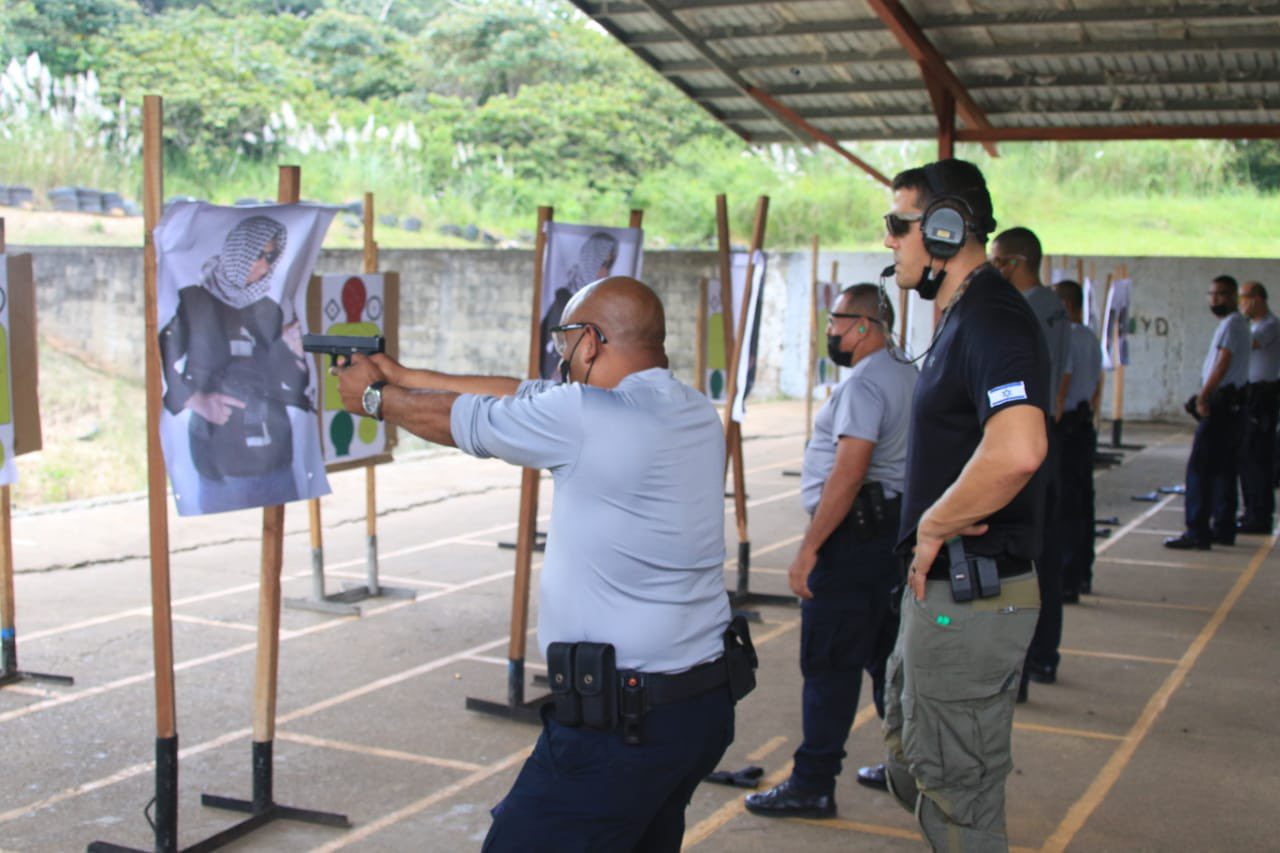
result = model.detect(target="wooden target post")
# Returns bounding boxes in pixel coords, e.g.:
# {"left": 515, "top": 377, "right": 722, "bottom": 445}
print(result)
{"left": 287, "top": 191, "right": 415, "bottom": 615}
{"left": 719, "top": 195, "right": 793, "bottom": 611}
{"left": 694, "top": 276, "right": 708, "bottom": 394}
{"left": 196, "top": 165, "right": 352, "bottom": 839}
{"left": 0, "top": 219, "right": 72, "bottom": 690}
{"left": 804, "top": 235, "right": 819, "bottom": 447}
{"left": 466, "top": 207, "right": 644, "bottom": 723}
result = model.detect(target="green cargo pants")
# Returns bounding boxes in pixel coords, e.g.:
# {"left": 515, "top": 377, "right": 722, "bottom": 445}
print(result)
{"left": 882, "top": 571, "right": 1040, "bottom": 852}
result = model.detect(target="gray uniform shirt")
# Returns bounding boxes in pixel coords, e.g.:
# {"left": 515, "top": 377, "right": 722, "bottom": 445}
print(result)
{"left": 800, "top": 347, "right": 917, "bottom": 515}
{"left": 1202, "top": 312, "right": 1251, "bottom": 389}
{"left": 1063, "top": 322, "right": 1103, "bottom": 412}
{"left": 1023, "top": 284, "right": 1071, "bottom": 418}
{"left": 451, "top": 368, "right": 730, "bottom": 673}
{"left": 1249, "top": 312, "right": 1280, "bottom": 383}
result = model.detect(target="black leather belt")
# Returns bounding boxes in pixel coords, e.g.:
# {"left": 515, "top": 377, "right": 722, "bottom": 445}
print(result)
{"left": 925, "top": 550, "right": 1033, "bottom": 583}
{"left": 619, "top": 656, "right": 728, "bottom": 706}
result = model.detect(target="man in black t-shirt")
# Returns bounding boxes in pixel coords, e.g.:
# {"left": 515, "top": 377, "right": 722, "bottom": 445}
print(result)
{"left": 878, "top": 159, "right": 1050, "bottom": 851}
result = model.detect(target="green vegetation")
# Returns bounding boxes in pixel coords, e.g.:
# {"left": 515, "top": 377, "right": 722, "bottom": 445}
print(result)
{"left": 1, "top": 0, "right": 1278, "bottom": 255}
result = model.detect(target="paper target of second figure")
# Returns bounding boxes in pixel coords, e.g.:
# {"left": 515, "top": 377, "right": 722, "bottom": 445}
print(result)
{"left": 703, "top": 251, "right": 768, "bottom": 422}
{"left": 0, "top": 256, "right": 14, "bottom": 484}
{"left": 312, "top": 272, "right": 399, "bottom": 465}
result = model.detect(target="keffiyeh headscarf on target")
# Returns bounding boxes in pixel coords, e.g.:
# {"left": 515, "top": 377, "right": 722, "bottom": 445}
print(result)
{"left": 565, "top": 232, "right": 619, "bottom": 292}
{"left": 199, "top": 216, "right": 288, "bottom": 309}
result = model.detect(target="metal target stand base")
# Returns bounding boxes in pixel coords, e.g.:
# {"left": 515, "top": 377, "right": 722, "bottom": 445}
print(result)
{"left": 465, "top": 659, "right": 549, "bottom": 725}
{"left": 728, "top": 541, "right": 799, "bottom": 622}
{"left": 285, "top": 537, "right": 417, "bottom": 616}
{"left": 1, "top": 639, "right": 73, "bottom": 690}
{"left": 497, "top": 531, "right": 546, "bottom": 553}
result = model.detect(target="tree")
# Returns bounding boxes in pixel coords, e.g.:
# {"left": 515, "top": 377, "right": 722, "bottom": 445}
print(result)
{"left": 0, "top": 0, "right": 140, "bottom": 75}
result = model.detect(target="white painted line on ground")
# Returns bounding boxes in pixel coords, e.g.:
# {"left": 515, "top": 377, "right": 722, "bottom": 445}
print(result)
{"left": 466, "top": 655, "right": 546, "bottom": 672}
{"left": 1061, "top": 649, "right": 1180, "bottom": 665}
{"left": 326, "top": 570, "right": 451, "bottom": 589}
{"left": 170, "top": 613, "right": 258, "bottom": 633}
{"left": 1095, "top": 495, "right": 1177, "bottom": 556}
{"left": 276, "top": 731, "right": 485, "bottom": 772}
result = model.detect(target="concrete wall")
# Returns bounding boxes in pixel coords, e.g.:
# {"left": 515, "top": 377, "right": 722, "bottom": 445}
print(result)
{"left": 14, "top": 243, "right": 1276, "bottom": 420}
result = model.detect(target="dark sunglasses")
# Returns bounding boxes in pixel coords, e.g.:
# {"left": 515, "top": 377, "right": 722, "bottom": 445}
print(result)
{"left": 883, "top": 211, "right": 923, "bottom": 237}
{"left": 550, "top": 321, "right": 607, "bottom": 356}
{"left": 827, "top": 312, "right": 881, "bottom": 327}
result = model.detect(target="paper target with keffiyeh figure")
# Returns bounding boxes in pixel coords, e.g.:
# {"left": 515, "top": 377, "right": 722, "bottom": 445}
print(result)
{"left": 154, "top": 202, "right": 336, "bottom": 516}
{"left": 537, "top": 222, "right": 643, "bottom": 380}
{"left": 704, "top": 251, "right": 768, "bottom": 422}
{"left": 0, "top": 258, "right": 14, "bottom": 485}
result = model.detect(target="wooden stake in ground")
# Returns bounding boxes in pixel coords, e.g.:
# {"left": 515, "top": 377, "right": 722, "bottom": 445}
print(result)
{"left": 0, "top": 219, "right": 73, "bottom": 690}
{"left": 695, "top": 276, "right": 708, "bottom": 394}
{"left": 1111, "top": 263, "right": 1130, "bottom": 447}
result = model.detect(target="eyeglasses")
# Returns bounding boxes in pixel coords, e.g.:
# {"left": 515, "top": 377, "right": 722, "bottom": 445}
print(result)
{"left": 827, "top": 312, "right": 879, "bottom": 326}
{"left": 883, "top": 211, "right": 923, "bottom": 238}
{"left": 550, "top": 322, "right": 608, "bottom": 356}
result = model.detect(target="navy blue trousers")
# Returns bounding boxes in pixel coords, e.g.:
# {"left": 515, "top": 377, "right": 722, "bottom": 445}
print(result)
{"left": 790, "top": 514, "right": 899, "bottom": 797}
{"left": 1059, "top": 410, "right": 1097, "bottom": 594}
{"left": 482, "top": 688, "right": 734, "bottom": 853}
{"left": 1240, "top": 383, "right": 1279, "bottom": 526}
{"left": 1029, "top": 428, "right": 1064, "bottom": 670}
{"left": 1185, "top": 395, "right": 1245, "bottom": 542}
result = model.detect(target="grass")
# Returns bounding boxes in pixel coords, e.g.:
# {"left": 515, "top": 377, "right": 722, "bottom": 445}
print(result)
{"left": 11, "top": 342, "right": 147, "bottom": 508}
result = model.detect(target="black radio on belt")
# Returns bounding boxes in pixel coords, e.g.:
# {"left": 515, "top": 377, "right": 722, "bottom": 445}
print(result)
{"left": 945, "top": 537, "right": 1001, "bottom": 603}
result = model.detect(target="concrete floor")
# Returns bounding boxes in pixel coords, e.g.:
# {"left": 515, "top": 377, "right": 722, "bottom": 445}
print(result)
{"left": 1, "top": 402, "right": 1276, "bottom": 852}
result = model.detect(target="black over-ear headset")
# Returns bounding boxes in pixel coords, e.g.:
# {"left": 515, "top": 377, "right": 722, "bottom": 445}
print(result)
{"left": 920, "top": 162, "right": 991, "bottom": 260}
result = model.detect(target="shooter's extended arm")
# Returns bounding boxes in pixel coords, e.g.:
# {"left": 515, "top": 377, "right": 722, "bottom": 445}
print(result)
{"left": 302, "top": 333, "right": 386, "bottom": 367}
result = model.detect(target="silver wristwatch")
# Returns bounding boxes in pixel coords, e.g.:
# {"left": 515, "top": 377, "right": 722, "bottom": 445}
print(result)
{"left": 362, "top": 380, "right": 388, "bottom": 421}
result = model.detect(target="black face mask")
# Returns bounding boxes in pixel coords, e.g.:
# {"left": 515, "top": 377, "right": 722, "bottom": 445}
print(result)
{"left": 1211, "top": 303, "right": 1232, "bottom": 318}
{"left": 826, "top": 334, "right": 853, "bottom": 367}
{"left": 916, "top": 267, "right": 946, "bottom": 301}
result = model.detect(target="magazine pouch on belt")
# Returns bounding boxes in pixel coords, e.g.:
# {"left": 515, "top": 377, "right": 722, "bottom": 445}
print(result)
{"left": 546, "top": 642, "right": 581, "bottom": 726}
{"left": 574, "top": 642, "right": 618, "bottom": 730}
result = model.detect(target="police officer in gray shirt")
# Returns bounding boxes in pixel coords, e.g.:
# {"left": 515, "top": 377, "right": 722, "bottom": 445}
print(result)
{"left": 1167, "top": 275, "right": 1252, "bottom": 549}
{"left": 991, "top": 227, "right": 1070, "bottom": 691}
{"left": 1236, "top": 281, "right": 1279, "bottom": 533}
{"left": 1054, "top": 280, "right": 1104, "bottom": 601}
{"left": 744, "top": 285, "right": 916, "bottom": 819}
{"left": 334, "top": 277, "right": 742, "bottom": 852}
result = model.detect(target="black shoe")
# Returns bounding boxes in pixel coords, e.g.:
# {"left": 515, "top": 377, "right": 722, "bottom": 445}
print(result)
{"left": 856, "top": 763, "right": 887, "bottom": 791}
{"left": 1212, "top": 532, "right": 1236, "bottom": 546}
{"left": 744, "top": 779, "right": 836, "bottom": 819}
{"left": 1237, "top": 519, "right": 1272, "bottom": 534}
{"left": 1025, "top": 661, "right": 1056, "bottom": 684}
{"left": 1164, "top": 533, "right": 1210, "bottom": 551}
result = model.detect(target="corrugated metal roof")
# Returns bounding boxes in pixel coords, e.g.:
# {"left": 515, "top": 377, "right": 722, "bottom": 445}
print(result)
{"left": 568, "top": 0, "right": 1280, "bottom": 162}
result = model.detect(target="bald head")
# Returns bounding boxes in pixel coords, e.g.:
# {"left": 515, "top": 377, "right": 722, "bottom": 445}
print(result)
{"left": 563, "top": 276, "right": 666, "bottom": 352}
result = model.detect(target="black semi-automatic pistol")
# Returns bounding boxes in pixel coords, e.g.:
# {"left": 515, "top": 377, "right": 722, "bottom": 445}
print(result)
{"left": 302, "top": 334, "right": 386, "bottom": 367}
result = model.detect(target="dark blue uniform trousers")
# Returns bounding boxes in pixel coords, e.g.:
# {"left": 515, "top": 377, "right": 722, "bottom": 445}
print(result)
{"left": 1186, "top": 391, "right": 1245, "bottom": 542}
{"left": 1059, "top": 406, "right": 1097, "bottom": 595}
{"left": 482, "top": 687, "right": 734, "bottom": 853}
{"left": 1240, "top": 382, "right": 1279, "bottom": 527}
{"left": 1028, "top": 427, "right": 1064, "bottom": 670}
{"left": 790, "top": 513, "right": 899, "bottom": 797}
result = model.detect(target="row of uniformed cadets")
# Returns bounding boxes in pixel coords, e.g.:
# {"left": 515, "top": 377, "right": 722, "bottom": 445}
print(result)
{"left": 1164, "top": 276, "right": 1280, "bottom": 550}
{"left": 331, "top": 158, "right": 1087, "bottom": 851}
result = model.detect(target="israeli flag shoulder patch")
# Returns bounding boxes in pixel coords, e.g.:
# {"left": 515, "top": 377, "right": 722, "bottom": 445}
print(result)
{"left": 987, "top": 381, "right": 1028, "bottom": 408}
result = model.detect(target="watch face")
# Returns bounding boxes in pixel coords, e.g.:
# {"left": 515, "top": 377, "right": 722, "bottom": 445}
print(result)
{"left": 362, "top": 384, "right": 381, "bottom": 418}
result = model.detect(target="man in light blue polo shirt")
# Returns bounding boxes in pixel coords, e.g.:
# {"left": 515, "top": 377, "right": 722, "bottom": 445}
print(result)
{"left": 744, "top": 284, "right": 916, "bottom": 819}
{"left": 1054, "top": 279, "right": 1103, "bottom": 600}
{"left": 334, "top": 276, "right": 736, "bottom": 852}
{"left": 1237, "top": 281, "right": 1280, "bottom": 533}
{"left": 1167, "top": 274, "right": 1252, "bottom": 549}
